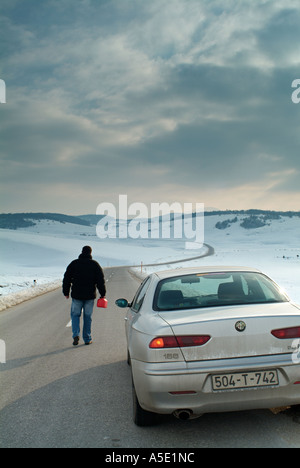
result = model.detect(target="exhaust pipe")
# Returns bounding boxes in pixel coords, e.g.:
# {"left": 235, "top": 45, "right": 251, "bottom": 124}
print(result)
{"left": 174, "top": 409, "right": 193, "bottom": 421}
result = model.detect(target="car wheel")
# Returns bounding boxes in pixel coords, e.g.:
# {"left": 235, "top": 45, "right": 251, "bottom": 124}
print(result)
{"left": 291, "top": 405, "right": 300, "bottom": 422}
{"left": 132, "top": 379, "right": 157, "bottom": 426}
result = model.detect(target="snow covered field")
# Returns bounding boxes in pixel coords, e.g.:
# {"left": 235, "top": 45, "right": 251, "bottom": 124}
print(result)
{"left": 0, "top": 213, "right": 299, "bottom": 311}
{"left": 141, "top": 214, "right": 300, "bottom": 305}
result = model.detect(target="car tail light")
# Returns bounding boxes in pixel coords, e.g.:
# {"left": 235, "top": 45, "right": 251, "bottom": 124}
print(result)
{"left": 271, "top": 326, "right": 300, "bottom": 339}
{"left": 176, "top": 335, "right": 211, "bottom": 347}
{"left": 149, "top": 337, "right": 178, "bottom": 349}
{"left": 149, "top": 335, "right": 211, "bottom": 349}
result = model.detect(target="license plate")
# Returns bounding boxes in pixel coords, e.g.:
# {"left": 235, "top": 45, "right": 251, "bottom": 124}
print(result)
{"left": 212, "top": 370, "right": 279, "bottom": 391}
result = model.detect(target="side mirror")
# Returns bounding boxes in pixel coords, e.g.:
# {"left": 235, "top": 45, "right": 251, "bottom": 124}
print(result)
{"left": 115, "top": 298, "right": 130, "bottom": 308}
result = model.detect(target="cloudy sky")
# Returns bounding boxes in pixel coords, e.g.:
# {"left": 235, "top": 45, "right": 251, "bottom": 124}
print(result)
{"left": 0, "top": 0, "right": 300, "bottom": 215}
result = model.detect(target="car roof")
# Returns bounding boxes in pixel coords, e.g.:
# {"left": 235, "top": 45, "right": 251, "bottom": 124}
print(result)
{"left": 153, "top": 266, "right": 262, "bottom": 280}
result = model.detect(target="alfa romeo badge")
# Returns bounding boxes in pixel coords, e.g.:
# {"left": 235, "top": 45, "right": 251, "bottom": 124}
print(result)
{"left": 235, "top": 321, "right": 246, "bottom": 332}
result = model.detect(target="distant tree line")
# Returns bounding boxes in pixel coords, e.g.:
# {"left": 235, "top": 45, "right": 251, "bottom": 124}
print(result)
{"left": 0, "top": 210, "right": 299, "bottom": 231}
{"left": 207, "top": 209, "right": 299, "bottom": 218}
{"left": 0, "top": 213, "right": 90, "bottom": 230}
{"left": 215, "top": 211, "right": 300, "bottom": 230}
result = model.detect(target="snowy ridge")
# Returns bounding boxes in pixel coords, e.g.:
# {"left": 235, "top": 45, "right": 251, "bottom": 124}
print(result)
{"left": 0, "top": 211, "right": 299, "bottom": 310}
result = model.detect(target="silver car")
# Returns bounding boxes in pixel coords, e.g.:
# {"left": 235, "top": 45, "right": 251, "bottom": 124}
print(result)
{"left": 116, "top": 266, "right": 300, "bottom": 426}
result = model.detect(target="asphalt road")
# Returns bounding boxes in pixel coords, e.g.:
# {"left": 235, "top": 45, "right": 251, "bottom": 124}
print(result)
{"left": 1, "top": 266, "right": 300, "bottom": 448}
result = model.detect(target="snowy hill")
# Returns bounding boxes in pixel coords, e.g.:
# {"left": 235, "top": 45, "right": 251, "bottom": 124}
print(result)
{"left": 0, "top": 211, "right": 299, "bottom": 309}
{"left": 0, "top": 212, "right": 91, "bottom": 230}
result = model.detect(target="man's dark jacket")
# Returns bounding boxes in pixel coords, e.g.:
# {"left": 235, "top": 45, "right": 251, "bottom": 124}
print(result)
{"left": 63, "top": 252, "right": 106, "bottom": 300}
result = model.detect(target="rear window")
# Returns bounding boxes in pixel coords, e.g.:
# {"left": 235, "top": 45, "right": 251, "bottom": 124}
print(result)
{"left": 153, "top": 272, "right": 289, "bottom": 311}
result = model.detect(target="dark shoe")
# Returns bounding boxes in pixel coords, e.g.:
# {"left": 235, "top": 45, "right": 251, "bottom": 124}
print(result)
{"left": 85, "top": 341, "right": 93, "bottom": 345}
{"left": 73, "top": 336, "right": 80, "bottom": 346}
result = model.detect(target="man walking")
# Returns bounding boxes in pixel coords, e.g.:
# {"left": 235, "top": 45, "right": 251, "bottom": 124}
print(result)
{"left": 63, "top": 246, "right": 106, "bottom": 346}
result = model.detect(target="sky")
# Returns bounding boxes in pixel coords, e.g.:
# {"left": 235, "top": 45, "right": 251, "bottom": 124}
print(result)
{"left": 0, "top": 0, "right": 300, "bottom": 215}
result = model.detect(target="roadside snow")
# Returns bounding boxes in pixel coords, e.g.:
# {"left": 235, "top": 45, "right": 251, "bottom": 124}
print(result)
{"left": 0, "top": 280, "right": 61, "bottom": 312}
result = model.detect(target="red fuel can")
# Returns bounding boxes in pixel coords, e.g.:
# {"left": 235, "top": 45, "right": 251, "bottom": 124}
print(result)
{"left": 97, "top": 298, "right": 108, "bottom": 308}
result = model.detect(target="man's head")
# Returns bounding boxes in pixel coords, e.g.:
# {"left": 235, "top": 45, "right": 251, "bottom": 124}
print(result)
{"left": 82, "top": 246, "right": 92, "bottom": 256}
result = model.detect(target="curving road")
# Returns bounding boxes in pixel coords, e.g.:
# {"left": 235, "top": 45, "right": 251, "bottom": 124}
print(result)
{"left": 0, "top": 264, "right": 300, "bottom": 448}
{"left": 128, "top": 243, "right": 215, "bottom": 268}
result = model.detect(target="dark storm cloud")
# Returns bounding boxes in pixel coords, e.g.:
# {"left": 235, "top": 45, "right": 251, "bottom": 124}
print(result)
{"left": 0, "top": 0, "right": 300, "bottom": 213}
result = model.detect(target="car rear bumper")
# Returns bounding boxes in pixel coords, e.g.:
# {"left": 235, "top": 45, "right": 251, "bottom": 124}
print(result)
{"left": 131, "top": 354, "right": 300, "bottom": 415}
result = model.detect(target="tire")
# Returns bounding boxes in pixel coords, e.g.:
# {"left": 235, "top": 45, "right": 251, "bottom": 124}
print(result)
{"left": 132, "top": 380, "right": 157, "bottom": 427}
{"left": 291, "top": 405, "right": 300, "bottom": 422}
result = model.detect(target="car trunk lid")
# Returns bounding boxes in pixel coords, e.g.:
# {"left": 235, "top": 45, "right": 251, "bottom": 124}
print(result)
{"left": 158, "top": 302, "right": 300, "bottom": 362}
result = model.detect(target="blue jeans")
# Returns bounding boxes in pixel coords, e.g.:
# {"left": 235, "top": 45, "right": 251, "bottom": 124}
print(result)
{"left": 71, "top": 299, "right": 95, "bottom": 343}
